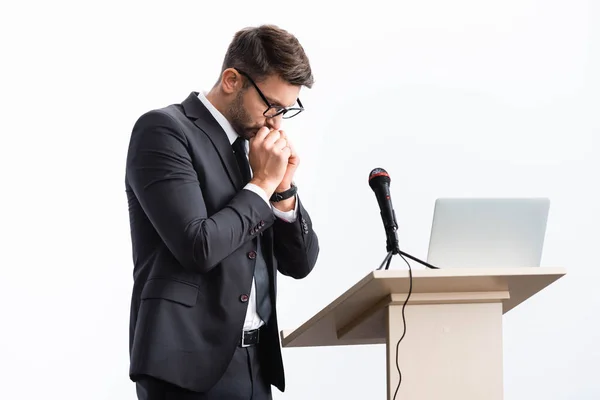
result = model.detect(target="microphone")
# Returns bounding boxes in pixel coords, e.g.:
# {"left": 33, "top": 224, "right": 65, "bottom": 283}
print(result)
{"left": 368, "top": 168, "right": 400, "bottom": 254}
{"left": 368, "top": 167, "right": 440, "bottom": 269}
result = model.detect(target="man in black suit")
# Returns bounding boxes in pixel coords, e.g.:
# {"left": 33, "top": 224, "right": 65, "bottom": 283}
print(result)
{"left": 125, "top": 25, "right": 319, "bottom": 399}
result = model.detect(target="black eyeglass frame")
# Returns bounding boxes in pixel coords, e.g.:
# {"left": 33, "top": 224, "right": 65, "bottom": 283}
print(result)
{"left": 235, "top": 69, "right": 304, "bottom": 119}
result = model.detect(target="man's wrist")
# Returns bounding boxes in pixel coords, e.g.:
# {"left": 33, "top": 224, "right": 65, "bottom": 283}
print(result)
{"left": 249, "top": 178, "right": 277, "bottom": 198}
{"left": 275, "top": 182, "right": 292, "bottom": 192}
{"left": 272, "top": 195, "right": 296, "bottom": 212}
{"left": 270, "top": 183, "right": 296, "bottom": 203}
{"left": 270, "top": 182, "right": 296, "bottom": 212}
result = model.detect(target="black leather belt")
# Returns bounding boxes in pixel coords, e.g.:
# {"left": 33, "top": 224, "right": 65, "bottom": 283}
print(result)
{"left": 240, "top": 328, "right": 261, "bottom": 347}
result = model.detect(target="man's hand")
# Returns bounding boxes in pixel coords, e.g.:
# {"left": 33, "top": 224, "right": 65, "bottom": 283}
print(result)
{"left": 248, "top": 127, "right": 290, "bottom": 198}
{"left": 275, "top": 130, "right": 299, "bottom": 192}
{"left": 271, "top": 130, "right": 298, "bottom": 212}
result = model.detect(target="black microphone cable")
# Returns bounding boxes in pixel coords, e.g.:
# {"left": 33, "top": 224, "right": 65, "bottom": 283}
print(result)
{"left": 377, "top": 250, "right": 413, "bottom": 400}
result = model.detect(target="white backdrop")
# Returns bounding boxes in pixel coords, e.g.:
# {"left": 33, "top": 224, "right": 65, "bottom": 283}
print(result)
{"left": 1, "top": 0, "right": 598, "bottom": 399}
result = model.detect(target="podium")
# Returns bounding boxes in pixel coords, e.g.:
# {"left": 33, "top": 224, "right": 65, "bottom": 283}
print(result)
{"left": 280, "top": 267, "right": 565, "bottom": 400}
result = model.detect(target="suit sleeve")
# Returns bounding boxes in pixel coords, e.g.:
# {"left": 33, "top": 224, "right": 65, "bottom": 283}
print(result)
{"left": 272, "top": 197, "right": 320, "bottom": 279}
{"left": 125, "top": 110, "right": 275, "bottom": 273}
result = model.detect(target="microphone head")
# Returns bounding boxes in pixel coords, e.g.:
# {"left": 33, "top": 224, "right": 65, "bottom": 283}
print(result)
{"left": 368, "top": 167, "right": 391, "bottom": 189}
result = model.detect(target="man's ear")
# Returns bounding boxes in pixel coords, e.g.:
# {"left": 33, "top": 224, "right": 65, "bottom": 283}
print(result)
{"left": 221, "top": 68, "right": 241, "bottom": 95}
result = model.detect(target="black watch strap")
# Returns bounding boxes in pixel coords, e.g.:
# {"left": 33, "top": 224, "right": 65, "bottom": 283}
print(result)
{"left": 270, "top": 184, "right": 297, "bottom": 202}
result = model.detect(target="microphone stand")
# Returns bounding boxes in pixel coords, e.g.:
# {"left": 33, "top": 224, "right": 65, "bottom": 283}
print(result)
{"left": 376, "top": 226, "right": 436, "bottom": 400}
{"left": 377, "top": 227, "right": 440, "bottom": 270}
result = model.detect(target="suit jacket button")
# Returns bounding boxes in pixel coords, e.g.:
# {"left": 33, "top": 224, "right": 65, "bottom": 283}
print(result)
{"left": 240, "top": 294, "right": 249, "bottom": 302}
{"left": 260, "top": 220, "right": 265, "bottom": 227}
{"left": 248, "top": 251, "right": 257, "bottom": 259}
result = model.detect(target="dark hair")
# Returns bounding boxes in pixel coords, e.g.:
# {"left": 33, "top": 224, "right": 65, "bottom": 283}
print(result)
{"left": 221, "top": 25, "right": 314, "bottom": 88}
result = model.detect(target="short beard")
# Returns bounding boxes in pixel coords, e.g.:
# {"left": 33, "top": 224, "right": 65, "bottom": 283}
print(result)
{"left": 227, "top": 90, "right": 259, "bottom": 140}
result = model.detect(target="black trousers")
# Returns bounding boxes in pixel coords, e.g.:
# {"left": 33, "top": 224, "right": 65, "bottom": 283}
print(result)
{"left": 136, "top": 345, "right": 272, "bottom": 400}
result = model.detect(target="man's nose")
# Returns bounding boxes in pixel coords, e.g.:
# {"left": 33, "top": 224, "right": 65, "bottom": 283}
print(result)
{"left": 266, "top": 115, "right": 283, "bottom": 131}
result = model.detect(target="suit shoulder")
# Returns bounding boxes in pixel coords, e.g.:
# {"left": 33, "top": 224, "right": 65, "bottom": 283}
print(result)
{"left": 126, "top": 104, "right": 193, "bottom": 160}
{"left": 133, "top": 103, "right": 186, "bottom": 131}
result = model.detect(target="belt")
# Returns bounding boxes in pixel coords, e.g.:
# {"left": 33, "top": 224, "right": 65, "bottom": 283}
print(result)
{"left": 239, "top": 327, "right": 262, "bottom": 347}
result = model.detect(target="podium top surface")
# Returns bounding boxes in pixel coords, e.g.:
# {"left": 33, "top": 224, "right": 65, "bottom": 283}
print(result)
{"left": 281, "top": 267, "right": 565, "bottom": 348}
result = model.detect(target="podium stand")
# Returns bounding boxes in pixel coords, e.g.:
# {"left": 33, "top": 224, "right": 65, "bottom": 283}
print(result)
{"left": 280, "top": 267, "right": 565, "bottom": 400}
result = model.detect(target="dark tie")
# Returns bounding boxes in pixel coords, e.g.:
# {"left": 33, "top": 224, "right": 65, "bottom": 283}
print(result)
{"left": 232, "top": 136, "right": 271, "bottom": 323}
{"left": 232, "top": 137, "right": 251, "bottom": 183}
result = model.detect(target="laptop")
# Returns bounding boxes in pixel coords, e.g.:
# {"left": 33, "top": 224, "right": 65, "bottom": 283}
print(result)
{"left": 425, "top": 198, "right": 550, "bottom": 269}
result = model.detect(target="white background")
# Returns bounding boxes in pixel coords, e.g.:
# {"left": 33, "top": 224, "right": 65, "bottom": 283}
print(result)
{"left": 1, "top": 0, "right": 598, "bottom": 399}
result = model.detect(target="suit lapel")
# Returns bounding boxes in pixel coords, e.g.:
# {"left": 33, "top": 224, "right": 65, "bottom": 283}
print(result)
{"left": 181, "top": 92, "right": 244, "bottom": 190}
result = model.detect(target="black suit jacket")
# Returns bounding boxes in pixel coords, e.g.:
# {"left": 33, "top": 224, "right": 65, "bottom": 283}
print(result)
{"left": 125, "top": 92, "right": 319, "bottom": 393}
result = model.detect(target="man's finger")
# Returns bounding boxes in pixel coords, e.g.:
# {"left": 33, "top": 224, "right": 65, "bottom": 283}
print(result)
{"left": 273, "top": 137, "right": 288, "bottom": 151}
{"left": 288, "top": 142, "right": 296, "bottom": 158}
{"left": 263, "top": 130, "right": 282, "bottom": 148}
{"left": 281, "top": 146, "right": 292, "bottom": 158}
{"left": 282, "top": 133, "right": 295, "bottom": 156}
{"left": 252, "top": 126, "right": 271, "bottom": 142}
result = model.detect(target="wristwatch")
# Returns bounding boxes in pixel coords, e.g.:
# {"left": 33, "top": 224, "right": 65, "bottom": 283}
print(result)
{"left": 270, "top": 183, "right": 297, "bottom": 202}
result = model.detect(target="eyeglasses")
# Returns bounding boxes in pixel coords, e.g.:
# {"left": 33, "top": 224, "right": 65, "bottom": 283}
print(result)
{"left": 235, "top": 69, "right": 304, "bottom": 119}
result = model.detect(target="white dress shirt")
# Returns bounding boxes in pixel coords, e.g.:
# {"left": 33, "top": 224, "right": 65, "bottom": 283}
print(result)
{"left": 197, "top": 91, "right": 298, "bottom": 331}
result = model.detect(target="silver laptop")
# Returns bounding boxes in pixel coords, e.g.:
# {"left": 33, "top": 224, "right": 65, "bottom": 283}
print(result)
{"left": 426, "top": 198, "right": 550, "bottom": 268}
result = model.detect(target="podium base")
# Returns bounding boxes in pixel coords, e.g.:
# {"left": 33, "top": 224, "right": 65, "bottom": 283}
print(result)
{"left": 386, "top": 292, "right": 505, "bottom": 400}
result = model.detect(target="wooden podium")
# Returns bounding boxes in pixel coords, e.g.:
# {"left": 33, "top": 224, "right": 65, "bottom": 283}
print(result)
{"left": 280, "top": 267, "right": 566, "bottom": 400}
